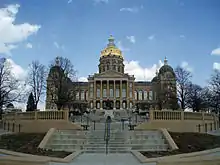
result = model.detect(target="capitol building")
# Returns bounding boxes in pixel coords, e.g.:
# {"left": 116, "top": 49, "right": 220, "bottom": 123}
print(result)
{"left": 46, "top": 35, "right": 177, "bottom": 111}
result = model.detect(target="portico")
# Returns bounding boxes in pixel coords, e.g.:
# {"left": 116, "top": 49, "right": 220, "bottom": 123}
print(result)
{"left": 88, "top": 77, "right": 135, "bottom": 110}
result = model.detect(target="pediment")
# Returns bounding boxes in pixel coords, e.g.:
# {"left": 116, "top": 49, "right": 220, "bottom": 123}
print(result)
{"left": 94, "top": 71, "right": 128, "bottom": 78}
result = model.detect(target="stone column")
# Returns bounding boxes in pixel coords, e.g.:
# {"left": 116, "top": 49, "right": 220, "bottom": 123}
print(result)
{"left": 113, "top": 80, "right": 116, "bottom": 110}
{"left": 100, "top": 80, "right": 103, "bottom": 110}
{"left": 100, "top": 80, "right": 103, "bottom": 99}
{"left": 93, "top": 81, "right": 96, "bottom": 109}
{"left": 114, "top": 80, "right": 116, "bottom": 99}
{"left": 127, "top": 81, "right": 129, "bottom": 109}
{"left": 107, "top": 80, "right": 109, "bottom": 98}
{"left": 120, "top": 80, "right": 123, "bottom": 109}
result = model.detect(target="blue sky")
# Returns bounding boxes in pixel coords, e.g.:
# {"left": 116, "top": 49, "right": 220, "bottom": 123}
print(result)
{"left": 0, "top": 0, "right": 220, "bottom": 87}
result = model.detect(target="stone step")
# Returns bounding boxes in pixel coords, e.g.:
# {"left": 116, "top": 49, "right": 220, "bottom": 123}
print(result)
{"left": 83, "top": 150, "right": 130, "bottom": 153}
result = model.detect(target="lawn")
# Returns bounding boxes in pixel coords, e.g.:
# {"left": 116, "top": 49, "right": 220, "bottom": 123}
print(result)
{"left": 142, "top": 132, "right": 220, "bottom": 158}
{"left": 0, "top": 133, "right": 71, "bottom": 158}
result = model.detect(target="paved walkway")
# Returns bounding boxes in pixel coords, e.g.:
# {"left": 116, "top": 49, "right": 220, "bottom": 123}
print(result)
{"left": 50, "top": 153, "right": 156, "bottom": 165}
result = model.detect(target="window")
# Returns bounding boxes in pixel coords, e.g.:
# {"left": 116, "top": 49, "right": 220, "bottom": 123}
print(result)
{"left": 97, "top": 88, "right": 100, "bottom": 98}
{"left": 76, "top": 92, "right": 79, "bottom": 100}
{"left": 149, "top": 91, "right": 153, "bottom": 100}
{"left": 103, "top": 88, "right": 107, "bottom": 97}
{"left": 154, "top": 92, "right": 157, "bottom": 100}
{"left": 129, "top": 102, "right": 133, "bottom": 108}
{"left": 90, "top": 102, "right": 93, "bottom": 109}
{"left": 129, "top": 91, "right": 132, "bottom": 98}
{"left": 81, "top": 91, "right": 84, "bottom": 100}
{"left": 109, "top": 88, "right": 113, "bottom": 97}
{"left": 134, "top": 91, "right": 137, "bottom": 100}
{"left": 116, "top": 88, "right": 120, "bottom": 98}
{"left": 90, "top": 88, "right": 93, "bottom": 98}
{"left": 90, "top": 83, "right": 93, "bottom": 87}
{"left": 129, "top": 83, "right": 132, "bottom": 88}
{"left": 85, "top": 91, "right": 88, "bottom": 100}
{"left": 144, "top": 91, "right": 148, "bottom": 100}
{"left": 97, "top": 102, "right": 100, "bottom": 109}
{"left": 122, "top": 88, "right": 126, "bottom": 98}
{"left": 138, "top": 91, "right": 143, "bottom": 100}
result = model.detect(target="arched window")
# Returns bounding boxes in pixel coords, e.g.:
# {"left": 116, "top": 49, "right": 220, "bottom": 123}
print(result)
{"left": 76, "top": 92, "right": 79, "bottom": 100}
{"left": 138, "top": 91, "right": 143, "bottom": 100}
{"left": 134, "top": 91, "right": 138, "bottom": 100}
{"left": 80, "top": 91, "right": 85, "bottom": 100}
{"left": 144, "top": 91, "right": 148, "bottom": 100}
{"left": 149, "top": 91, "right": 153, "bottom": 100}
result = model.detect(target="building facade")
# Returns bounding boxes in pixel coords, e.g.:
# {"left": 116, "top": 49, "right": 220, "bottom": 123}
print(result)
{"left": 46, "top": 35, "right": 177, "bottom": 110}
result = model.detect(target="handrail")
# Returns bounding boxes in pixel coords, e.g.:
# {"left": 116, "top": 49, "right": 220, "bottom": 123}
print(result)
{"left": 104, "top": 116, "right": 111, "bottom": 154}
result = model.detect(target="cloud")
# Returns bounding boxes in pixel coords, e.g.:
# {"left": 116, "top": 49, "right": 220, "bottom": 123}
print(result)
{"left": 4, "top": 58, "right": 46, "bottom": 110}
{"left": 94, "top": 0, "right": 108, "bottom": 4}
{"left": 116, "top": 41, "right": 130, "bottom": 52}
{"left": 126, "top": 36, "right": 136, "bottom": 44}
{"left": 67, "top": 0, "right": 73, "bottom": 4}
{"left": 181, "top": 61, "right": 193, "bottom": 72}
{"left": 180, "top": 35, "right": 185, "bottom": 39}
{"left": 0, "top": 4, "right": 41, "bottom": 55}
{"left": 213, "top": 62, "right": 220, "bottom": 70}
{"left": 120, "top": 7, "right": 139, "bottom": 13}
{"left": 148, "top": 35, "right": 155, "bottom": 40}
{"left": 6, "top": 58, "right": 27, "bottom": 81}
{"left": 78, "top": 77, "right": 88, "bottom": 82}
{"left": 211, "top": 48, "right": 220, "bottom": 56}
{"left": 53, "top": 42, "right": 59, "bottom": 49}
{"left": 26, "top": 43, "right": 33, "bottom": 49}
{"left": 124, "top": 60, "right": 163, "bottom": 81}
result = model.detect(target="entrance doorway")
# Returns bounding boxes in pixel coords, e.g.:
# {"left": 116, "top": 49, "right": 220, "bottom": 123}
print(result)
{"left": 103, "top": 100, "right": 113, "bottom": 110}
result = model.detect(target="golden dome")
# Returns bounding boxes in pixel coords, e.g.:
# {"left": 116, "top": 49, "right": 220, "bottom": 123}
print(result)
{"left": 100, "top": 35, "right": 123, "bottom": 59}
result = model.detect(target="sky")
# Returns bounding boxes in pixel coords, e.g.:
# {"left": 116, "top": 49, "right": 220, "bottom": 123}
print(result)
{"left": 0, "top": 0, "right": 220, "bottom": 109}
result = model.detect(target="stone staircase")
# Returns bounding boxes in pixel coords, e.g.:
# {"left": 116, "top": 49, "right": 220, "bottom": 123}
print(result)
{"left": 45, "top": 120, "right": 169, "bottom": 153}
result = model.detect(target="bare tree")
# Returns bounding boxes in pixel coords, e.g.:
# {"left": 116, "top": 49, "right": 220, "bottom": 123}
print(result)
{"left": 186, "top": 83, "right": 204, "bottom": 112}
{"left": 27, "top": 60, "right": 47, "bottom": 110}
{"left": 157, "top": 79, "right": 178, "bottom": 110}
{"left": 208, "top": 70, "right": 220, "bottom": 114}
{"left": 46, "top": 56, "right": 78, "bottom": 110}
{"left": 0, "top": 58, "right": 24, "bottom": 118}
{"left": 175, "top": 66, "right": 192, "bottom": 110}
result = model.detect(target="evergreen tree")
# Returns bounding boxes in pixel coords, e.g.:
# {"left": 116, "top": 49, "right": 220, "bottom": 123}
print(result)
{"left": 26, "top": 92, "right": 35, "bottom": 111}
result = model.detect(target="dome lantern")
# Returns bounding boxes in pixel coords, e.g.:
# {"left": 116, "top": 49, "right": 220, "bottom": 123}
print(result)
{"left": 100, "top": 35, "right": 123, "bottom": 59}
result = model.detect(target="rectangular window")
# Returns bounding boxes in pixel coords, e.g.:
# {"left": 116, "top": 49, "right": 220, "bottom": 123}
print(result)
{"left": 97, "top": 88, "right": 100, "bottom": 98}
{"left": 90, "top": 88, "right": 93, "bottom": 98}
{"left": 76, "top": 92, "right": 79, "bottom": 100}
{"left": 134, "top": 91, "right": 137, "bottom": 100}
{"left": 129, "top": 91, "right": 132, "bottom": 98}
{"left": 116, "top": 88, "right": 120, "bottom": 98}
{"left": 81, "top": 91, "right": 84, "bottom": 100}
{"left": 110, "top": 88, "right": 114, "bottom": 98}
{"left": 149, "top": 91, "right": 153, "bottom": 100}
{"left": 122, "top": 88, "right": 126, "bottom": 98}
{"left": 138, "top": 91, "right": 143, "bottom": 100}
{"left": 144, "top": 91, "right": 148, "bottom": 100}
{"left": 103, "top": 89, "right": 107, "bottom": 97}
{"left": 129, "top": 83, "right": 132, "bottom": 88}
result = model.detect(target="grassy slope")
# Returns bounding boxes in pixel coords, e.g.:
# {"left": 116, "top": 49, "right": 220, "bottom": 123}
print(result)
{"left": 0, "top": 133, "right": 71, "bottom": 158}
{"left": 142, "top": 132, "right": 220, "bottom": 158}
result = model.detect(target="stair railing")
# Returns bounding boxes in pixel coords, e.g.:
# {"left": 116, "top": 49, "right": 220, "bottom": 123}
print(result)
{"left": 104, "top": 116, "right": 111, "bottom": 154}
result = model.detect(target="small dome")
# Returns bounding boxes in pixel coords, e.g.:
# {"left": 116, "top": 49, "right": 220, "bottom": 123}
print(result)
{"left": 100, "top": 35, "right": 123, "bottom": 59}
{"left": 159, "top": 65, "right": 174, "bottom": 74}
{"left": 49, "top": 65, "right": 64, "bottom": 75}
{"left": 151, "top": 76, "right": 158, "bottom": 82}
{"left": 159, "top": 57, "right": 174, "bottom": 74}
